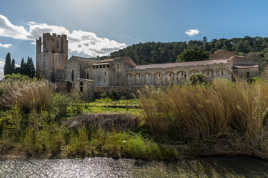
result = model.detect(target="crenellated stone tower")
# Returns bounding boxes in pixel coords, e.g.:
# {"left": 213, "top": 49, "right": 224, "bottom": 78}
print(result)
{"left": 36, "top": 33, "right": 68, "bottom": 82}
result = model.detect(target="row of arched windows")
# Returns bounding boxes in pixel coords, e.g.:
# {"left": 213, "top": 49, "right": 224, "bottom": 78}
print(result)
{"left": 128, "top": 69, "right": 226, "bottom": 85}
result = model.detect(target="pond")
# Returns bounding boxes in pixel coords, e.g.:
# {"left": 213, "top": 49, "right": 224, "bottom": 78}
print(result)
{"left": 0, "top": 157, "right": 268, "bottom": 178}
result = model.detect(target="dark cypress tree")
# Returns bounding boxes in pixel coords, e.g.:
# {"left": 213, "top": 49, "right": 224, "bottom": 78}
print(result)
{"left": 4, "top": 53, "right": 12, "bottom": 75}
{"left": 20, "top": 58, "right": 25, "bottom": 75}
{"left": 11, "top": 59, "right": 15, "bottom": 74}
{"left": 26, "top": 57, "right": 35, "bottom": 78}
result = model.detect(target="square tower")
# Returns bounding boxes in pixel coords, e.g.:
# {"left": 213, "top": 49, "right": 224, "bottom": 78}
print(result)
{"left": 36, "top": 33, "right": 68, "bottom": 82}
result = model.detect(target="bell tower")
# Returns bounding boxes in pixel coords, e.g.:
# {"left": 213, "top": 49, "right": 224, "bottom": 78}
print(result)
{"left": 36, "top": 33, "right": 68, "bottom": 82}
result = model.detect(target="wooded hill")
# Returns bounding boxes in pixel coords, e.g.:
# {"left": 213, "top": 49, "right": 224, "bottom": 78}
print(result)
{"left": 110, "top": 36, "right": 268, "bottom": 65}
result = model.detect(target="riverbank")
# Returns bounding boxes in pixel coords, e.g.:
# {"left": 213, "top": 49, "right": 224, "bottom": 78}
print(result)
{"left": 1, "top": 157, "right": 268, "bottom": 178}
{"left": 1, "top": 79, "right": 268, "bottom": 161}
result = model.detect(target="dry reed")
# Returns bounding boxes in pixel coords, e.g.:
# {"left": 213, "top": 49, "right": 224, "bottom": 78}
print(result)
{"left": 0, "top": 80, "right": 52, "bottom": 111}
{"left": 140, "top": 79, "right": 268, "bottom": 148}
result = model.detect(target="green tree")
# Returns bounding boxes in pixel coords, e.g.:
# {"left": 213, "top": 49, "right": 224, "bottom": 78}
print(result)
{"left": 263, "top": 47, "right": 268, "bottom": 62}
{"left": 26, "top": 57, "right": 35, "bottom": 78}
{"left": 110, "top": 36, "right": 268, "bottom": 65}
{"left": 20, "top": 58, "right": 26, "bottom": 75}
{"left": 202, "top": 36, "right": 208, "bottom": 50}
{"left": 177, "top": 48, "right": 209, "bottom": 62}
{"left": 189, "top": 73, "right": 209, "bottom": 85}
{"left": 4, "top": 53, "right": 12, "bottom": 75}
{"left": 11, "top": 59, "right": 15, "bottom": 73}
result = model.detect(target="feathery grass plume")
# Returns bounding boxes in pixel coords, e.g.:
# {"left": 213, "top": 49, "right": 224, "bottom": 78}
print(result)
{"left": 140, "top": 79, "right": 268, "bottom": 152}
{"left": 0, "top": 80, "right": 52, "bottom": 111}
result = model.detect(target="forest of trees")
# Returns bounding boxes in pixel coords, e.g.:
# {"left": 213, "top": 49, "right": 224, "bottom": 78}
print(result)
{"left": 4, "top": 52, "right": 35, "bottom": 78}
{"left": 111, "top": 36, "right": 268, "bottom": 65}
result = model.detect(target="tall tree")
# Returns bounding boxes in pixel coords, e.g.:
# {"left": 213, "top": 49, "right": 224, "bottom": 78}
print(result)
{"left": 202, "top": 36, "right": 208, "bottom": 50}
{"left": 11, "top": 59, "right": 15, "bottom": 73}
{"left": 26, "top": 57, "right": 35, "bottom": 78}
{"left": 4, "top": 53, "right": 12, "bottom": 75}
{"left": 20, "top": 58, "right": 26, "bottom": 75}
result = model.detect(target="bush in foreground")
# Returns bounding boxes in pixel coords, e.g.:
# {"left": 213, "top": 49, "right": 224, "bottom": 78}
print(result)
{"left": 0, "top": 80, "right": 52, "bottom": 112}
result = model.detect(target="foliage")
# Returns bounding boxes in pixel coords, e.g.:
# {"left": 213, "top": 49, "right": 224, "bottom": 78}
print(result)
{"left": 2, "top": 79, "right": 268, "bottom": 160}
{"left": 189, "top": 73, "right": 209, "bottom": 85}
{"left": 4, "top": 53, "right": 36, "bottom": 78}
{"left": 111, "top": 36, "right": 268, "bottom": 65}
{"left": 51, "top": 93, "right": 72, "bottom": 118}
{"left": 4, "top": 73, "right": 32, "bottom": 81}
{"left": 177, "top": 47, "right": 209, "bottom": 62}
{"left": 75, "top": 98, "right": 142, "bottom": 116}
{"left": 24, "top": 57, "right": 35, "bottom": 78}
{"left": 247, "top": 77, "right": 261, "bottom": 84}
{"left": 4, "top": 53, "right": 12, "bottom": 75}
{"left": 93, "top": 88, "right": 137, "bottom": 100}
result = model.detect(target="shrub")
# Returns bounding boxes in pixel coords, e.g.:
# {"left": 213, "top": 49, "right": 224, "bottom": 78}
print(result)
{"left": 125, "top": 135, "right": 147, "bottom": 159}
{"left": 63, "top": 128, "right": 89, "bottom": 157}
{"left": 51, "top": 93, "right": 72, "bottom": 118}
{"left": 4, "top": 74, "right": 32, "bottom": 81}
{"left": 189, "top": 73, "right": 209, "bottom": 85}
{"left": 247, "top": 77, "right": 260, "bottom": 84}
{"left": 23, "top": 128, "right": 35, "bottom": 154}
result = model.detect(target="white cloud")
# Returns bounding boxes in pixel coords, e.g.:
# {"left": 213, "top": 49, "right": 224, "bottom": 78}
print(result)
{"left": 0, "top": 43, "right": 12, "bottom": 48}
{"left": 185, "top": 29, "right": 200, "bottom": 37}
{"left": 27, "top": 21, "right": 69, "bottom": 40}
{"left": 0, "top": 15, "right": 30, "bottom": 40}
{"left": 68, "top": 30, "right": 127, "bottom": 57}
{"left": 0, "top": 60, "right": 4, "bottom": 80}
{"left": 0, "top": 15, "right": 127, "bottom": 57}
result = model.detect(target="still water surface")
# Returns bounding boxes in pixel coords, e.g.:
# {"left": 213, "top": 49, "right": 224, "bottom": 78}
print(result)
{"left": 0, "top": 157, "right": 268, "bottom": 178}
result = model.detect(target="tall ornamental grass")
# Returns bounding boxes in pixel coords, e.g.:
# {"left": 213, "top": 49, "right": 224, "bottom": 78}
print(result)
{"left": 0, "top": 80, "right": 52, "bottom": 111}
{"left": 140, "top": 79, "right": 268, "bottom": 148}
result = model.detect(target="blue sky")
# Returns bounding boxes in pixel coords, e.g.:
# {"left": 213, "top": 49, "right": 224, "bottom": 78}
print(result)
{"left": 1, "top": 0, "right": 268, "bottom": 64}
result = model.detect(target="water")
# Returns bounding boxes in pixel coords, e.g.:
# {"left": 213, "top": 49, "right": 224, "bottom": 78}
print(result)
{"left": 0, "top": 157, "right": 268, "bottom": 178}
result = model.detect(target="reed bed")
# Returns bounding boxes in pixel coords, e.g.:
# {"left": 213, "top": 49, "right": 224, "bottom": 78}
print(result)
{"left": 140, "top": 79, "right": 268, "bottom": 154}
{"left": 0, "top": 80, "right": 52, "bottom": 111}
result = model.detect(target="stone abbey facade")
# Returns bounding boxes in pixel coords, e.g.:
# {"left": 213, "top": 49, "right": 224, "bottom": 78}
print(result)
{"left": 36, "top": 33, "right": 259, "bottom": 96}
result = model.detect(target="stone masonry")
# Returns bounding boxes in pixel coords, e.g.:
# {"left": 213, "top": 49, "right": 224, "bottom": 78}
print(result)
{"left": 36, "top": 33, "right": 259, "bottom": 96}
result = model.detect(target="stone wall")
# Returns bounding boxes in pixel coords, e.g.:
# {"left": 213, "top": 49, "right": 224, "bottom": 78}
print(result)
{"left": 127, "top": 61, "right": 233, "bottom": 86}
{"left": 36, "top": 33, "right": 263, "bottom": 98}
{"left": 36, "top": 33, "right": 68, "bottom": 81}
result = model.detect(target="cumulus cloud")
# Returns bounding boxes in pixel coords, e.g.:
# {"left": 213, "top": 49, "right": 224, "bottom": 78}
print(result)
{"left": 0, "top": 15, "right": 30, "bottom": 40}
{"left": 185, "top": 29, "right": 200, "bottom": 37}
{"left": 0, "top": 60, "right": 4, "bottom": 80}
{"left": 0, "top": 42, "right": 12, "bottom": 48}
{"left": 0, "top": 15, "right": 127, "bottom": 57}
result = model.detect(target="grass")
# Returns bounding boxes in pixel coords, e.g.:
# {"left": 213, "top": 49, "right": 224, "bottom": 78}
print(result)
{"left": 0, "top": 79, "right": 174, "bottom": 160}
{"left": 1, "top": 78, "right": 268, "bottom": 160}
{"left": 140, "top": 79, "right": 268, "bottom": 158}
{"left": 0, "top": 80, "right": 52, "bottom": 112}
{"left": 69, "top": 98, "right": 142, "bottom": 116}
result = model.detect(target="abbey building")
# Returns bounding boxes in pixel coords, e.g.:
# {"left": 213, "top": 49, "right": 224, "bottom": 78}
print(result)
{"left": 36, "top": 33, "right": 259, "bottom": 96}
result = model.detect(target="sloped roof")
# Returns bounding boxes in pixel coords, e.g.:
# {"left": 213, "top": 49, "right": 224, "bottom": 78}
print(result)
{"left": 69, "top": 56, "right": 98, "bottom": 63}
{"left": 233, "top": 65, "right": 259, "bottom": 69}
{"left": 135, "top": 59, "right": 229, "bottom": 70}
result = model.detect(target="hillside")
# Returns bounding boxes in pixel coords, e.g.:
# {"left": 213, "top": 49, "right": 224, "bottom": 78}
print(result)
{"left": 111, "top": 36, "right": 268, "bottom": 65}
